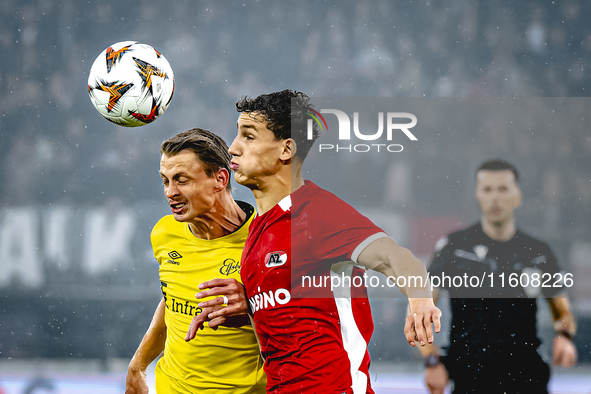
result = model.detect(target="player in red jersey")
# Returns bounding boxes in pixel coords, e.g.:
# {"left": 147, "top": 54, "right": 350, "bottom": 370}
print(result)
{"left": 188, "top": 90, "right": 441, "bottom": 394}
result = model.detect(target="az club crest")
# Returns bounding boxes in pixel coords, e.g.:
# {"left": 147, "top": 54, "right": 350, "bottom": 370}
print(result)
{"left": 265, "top": 251, "right": 288, "bottom": 268}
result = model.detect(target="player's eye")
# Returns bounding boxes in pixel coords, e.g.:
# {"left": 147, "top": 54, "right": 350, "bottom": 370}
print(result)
{"left": 240, "top": 131, "right": 253, "bottom": 140}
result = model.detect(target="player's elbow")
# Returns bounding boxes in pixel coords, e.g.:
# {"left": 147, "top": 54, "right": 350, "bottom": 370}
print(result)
{"left": 373, "top": 242, "right": 421, "bottom": 276}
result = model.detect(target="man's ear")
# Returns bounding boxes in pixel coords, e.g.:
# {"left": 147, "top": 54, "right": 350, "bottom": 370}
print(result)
{"left": 215, "top": 168, "right": 230, "bottom": 191}
{"left": 515, "top": 187, "right": 523, "bottom": 209}
{"left": 280, "top": 138, "right": 297, "bottom": 162}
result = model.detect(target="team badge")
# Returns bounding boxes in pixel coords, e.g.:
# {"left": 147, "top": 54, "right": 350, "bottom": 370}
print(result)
{"left": 265, "top": 251, "right": 288, "bottom": 268}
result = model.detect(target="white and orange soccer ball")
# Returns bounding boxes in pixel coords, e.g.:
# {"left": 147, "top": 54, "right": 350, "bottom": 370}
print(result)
{"left": 88, "top": 41, "right": 175, "bottom": 127}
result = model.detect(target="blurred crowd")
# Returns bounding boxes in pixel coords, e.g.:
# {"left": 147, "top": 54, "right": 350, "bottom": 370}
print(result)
{"left": 1, "top": 0, "right": 589, "bottom": 215}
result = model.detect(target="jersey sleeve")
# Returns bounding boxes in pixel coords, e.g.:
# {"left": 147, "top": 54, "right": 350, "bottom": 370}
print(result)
{"left": 536, "top": 243, "right": 564, "bottom": 298}
{"left": 305, "top": 192, "right": 388, "bottom": 263}
{"left": 150, "top": 216, "right": 168, "bottom": 264}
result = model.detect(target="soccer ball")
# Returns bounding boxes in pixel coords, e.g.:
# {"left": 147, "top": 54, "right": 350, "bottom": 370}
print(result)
{"left": 88, "top": 41, "right": 175, "bottom": 127}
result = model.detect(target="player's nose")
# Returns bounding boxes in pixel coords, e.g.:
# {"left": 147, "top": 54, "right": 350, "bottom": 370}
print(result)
{"left": 164, "top": 183, "right": 180, "bottom": 198}
{"left": 228, "top": 138, "right": 240, "bottom": 156}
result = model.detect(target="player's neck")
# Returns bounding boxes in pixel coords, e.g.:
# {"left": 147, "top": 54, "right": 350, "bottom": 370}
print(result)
{"left": 188, "top": 193, "right": 246, "bottom": 240}
{"left": 252, "top": 165, "right": 304, "bottom": 215}
{"left": 481, "top": 217, "right": 516, "bottom": 242}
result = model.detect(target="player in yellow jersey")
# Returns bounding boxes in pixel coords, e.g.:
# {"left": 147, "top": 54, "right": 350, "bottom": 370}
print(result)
{"left": 125, "top": 128, "right": 266, "bottom": 394}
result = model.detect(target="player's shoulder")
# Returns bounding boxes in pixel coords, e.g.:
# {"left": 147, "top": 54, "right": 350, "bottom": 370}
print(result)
{"left": 299, "top": 180, "right": 331, "bottom": 199}
{"left": 439, "top": 223, "right": 480, "bottom": 243}
{"left": 513, "top": 228, "right": 552, "bottom": 250}
{"left": 298, "top": 180, "right": 355, "bottom": 210}
{"left": 448, "top": 223, "right": 481, "bottom": 241}
{"left": 433, "top": 223, "right": 479, "bottom": 252}
{"left": 151, "top": 215, "right": 184, "bottom": 238}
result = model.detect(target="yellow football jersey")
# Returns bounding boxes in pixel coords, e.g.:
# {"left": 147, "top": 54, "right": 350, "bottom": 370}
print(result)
{"left": 151, "top": 202, "right": 266, "bottom": 393}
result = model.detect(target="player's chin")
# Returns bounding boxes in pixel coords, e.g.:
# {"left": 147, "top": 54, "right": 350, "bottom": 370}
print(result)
{"left": 233, "top": 172, "right": 249, "bottom": 186}
{"left": 172, "top": 209, "right": 189, "bottom": 222}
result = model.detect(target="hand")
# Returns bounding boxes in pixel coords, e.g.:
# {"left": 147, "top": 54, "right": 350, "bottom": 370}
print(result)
{"left": 424, "top": 363, "right": 449, "bottom": 394}
{"left": 184, "top": 279, "right": 250, "bottom": 341}
{"left": 125, "top": 367, "right": 148, "bottom": 394}
{"left": 185, "top": 305, "right": 251, "bottom": 341}
{"left": 552, "top": 334, "right": 577, "bottom": 367}
{"left": 194, "top": 278, "right": 249, "bottom": 317}
{"left": 404, "top": 298, "right": 442, "bottom": 347}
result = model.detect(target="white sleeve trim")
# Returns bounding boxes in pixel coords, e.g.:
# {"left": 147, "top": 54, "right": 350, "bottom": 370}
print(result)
{"left": 351, "top": 232, "right": 390, "bottom": 264}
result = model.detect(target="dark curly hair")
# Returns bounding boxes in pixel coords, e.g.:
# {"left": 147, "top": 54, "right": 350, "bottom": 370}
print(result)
{"left": 161, "top": 128, "right": 232, "bottom": 190}
{"left": 235, "top": 89, "right": 320, "bottom": 160}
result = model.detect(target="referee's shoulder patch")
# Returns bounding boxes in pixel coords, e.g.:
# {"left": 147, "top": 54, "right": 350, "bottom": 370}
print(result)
{"left": 434, "top": 236, "right": 449, "bottom": 252}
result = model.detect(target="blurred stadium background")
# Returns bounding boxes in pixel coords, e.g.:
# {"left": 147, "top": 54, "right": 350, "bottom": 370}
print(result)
{"left": 0, "top": 0, "right": 590, "bottom": 392}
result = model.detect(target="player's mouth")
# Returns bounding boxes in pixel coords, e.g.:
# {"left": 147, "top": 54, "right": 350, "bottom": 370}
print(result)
{"left": 230, "top": 161, "right": 239, "bottom": 170}
{"left": 489, "top": 206, "right": 502, "bottom": 215}
{"left": 170, "top": 202, "right": 186, "bottom": 214}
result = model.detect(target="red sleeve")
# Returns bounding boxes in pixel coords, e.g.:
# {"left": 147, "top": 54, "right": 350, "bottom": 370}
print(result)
{"left": 306, "top": 191, "right": 387, "bottom": 263}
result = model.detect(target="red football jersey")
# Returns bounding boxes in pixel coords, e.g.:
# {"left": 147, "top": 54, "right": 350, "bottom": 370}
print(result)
{"left": 241, "top": 181, "right": 388, "bottom": 394}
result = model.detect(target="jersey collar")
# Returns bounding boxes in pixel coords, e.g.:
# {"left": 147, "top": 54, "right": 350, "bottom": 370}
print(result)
{"left": 278, "top": 195, "right": 292, "bottom": 212}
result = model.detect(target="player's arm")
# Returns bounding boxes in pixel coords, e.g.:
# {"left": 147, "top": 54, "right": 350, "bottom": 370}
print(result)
{"left": 357, "top": 237, "right": 442, "bottom": 347}
{"left": 125, "top": 298, "right": 167, "bottom": 394}
{"left": 547, "top": 296, "right": 577, "bottom": 367}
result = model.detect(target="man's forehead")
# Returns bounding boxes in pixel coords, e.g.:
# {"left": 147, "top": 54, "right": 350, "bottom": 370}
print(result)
{"left": 476, "top": 170, "right": 517, "bottom": 184}
{"left": 160, "top": 151, "right": 201, "bottom": 171}
{"left": 237, "top": 111, "right": 269, "bottom": 126}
